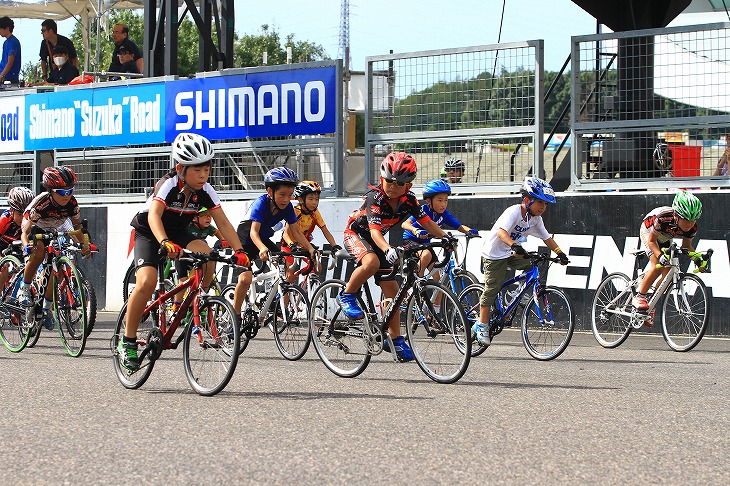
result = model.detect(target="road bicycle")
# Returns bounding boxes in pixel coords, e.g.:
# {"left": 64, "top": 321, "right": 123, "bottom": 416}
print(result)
{"left": 591, "top": 242, "right": 712, "bottom": 352}
{"left": 458, "top": 251, "right": 574, "bottom": 361}
{"left": 55, "top": 235, "right": 97, "bottom": 337}
{"left": 308, "top": 238, "right": 471, "bottom": 384}
{"left": 112, "top": 248, "right": 243, "bottom": 396}
{"left": 0, "top": 227, "right": 90, "bottom": 356}
{"left": 221, "top": 249, "right": 314, "bottom": 360}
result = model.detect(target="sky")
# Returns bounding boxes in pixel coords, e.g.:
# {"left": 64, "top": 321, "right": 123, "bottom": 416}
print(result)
{"left": 4, "top": 0, "right": 730, "bottom": 74}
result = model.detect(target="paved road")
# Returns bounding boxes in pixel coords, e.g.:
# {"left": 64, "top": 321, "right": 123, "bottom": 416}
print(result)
{"left": 1, "top": 312, "right": 729, "bottom": 485}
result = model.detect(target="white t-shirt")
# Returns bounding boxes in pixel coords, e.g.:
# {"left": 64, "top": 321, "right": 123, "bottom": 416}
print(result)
{"left": 482, "top": 204, "right": 551, "bottom": 260}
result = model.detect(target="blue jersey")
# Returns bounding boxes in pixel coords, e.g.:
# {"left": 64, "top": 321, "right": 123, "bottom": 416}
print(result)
{"left": 240, "top": 194, "right": 297, "bottom": 245}
{"left": 1, "top": 35, "right": 21, "bottom": 81}
{"left": 402, "top": 204, "right": 461, "bottom": 242}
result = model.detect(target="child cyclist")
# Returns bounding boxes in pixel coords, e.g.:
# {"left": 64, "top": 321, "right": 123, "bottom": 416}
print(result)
{"left": 281, "top": 180, "right": 341, "bottom": 283}
{"left": 231, "top": 168, "right": 316, "bottom": 320}
{"left": 632, "top": 190, "right": 704, "bottom": 316}
{"left": 121, "top": 133, "right": 249, "bottom": 371}
{"left": 0, "top": 187, "right": 34, "bottom": 289}
{"left": 474, "top": 177, "right": 569, "bottom": 346}
{"left": 402, "top": 179, "right": 478, "bottom": 277}
{"left": 339, "top": 152, "right": 451, "bottom": 362}
{"left": 18, "top": 167, "right": 95, "bottom": 330}
{"left": 188, "top": 206, "right": 227, "bottom": 245}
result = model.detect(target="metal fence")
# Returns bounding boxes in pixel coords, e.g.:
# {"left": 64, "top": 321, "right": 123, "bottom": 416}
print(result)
{"left": 365, "top": 41, "right": 544, "bottom": 194}
{"left": 571, "top": 22, "right": 730, "bottom": 190}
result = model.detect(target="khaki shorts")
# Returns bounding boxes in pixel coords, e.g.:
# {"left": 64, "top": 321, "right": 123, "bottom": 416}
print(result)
{"left": 480, "top": 256, "right": 533, "bottom": 307}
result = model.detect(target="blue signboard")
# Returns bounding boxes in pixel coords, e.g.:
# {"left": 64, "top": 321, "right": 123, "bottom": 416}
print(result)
{"left": 25, "top": 83, "right": 166, "bottom": 150}
{"left": 165, "top": 66, "right": 337, "bottom": 142}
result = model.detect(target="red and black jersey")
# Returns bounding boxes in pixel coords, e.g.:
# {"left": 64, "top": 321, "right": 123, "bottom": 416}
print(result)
{"left": 346, "top": 185, "right": 429, "bottom": 236}
{"left": 131, "top": 169, "right": 221, "bottom": 235}
{"left": 24, "top": 192, "right": 80, "bottom": 231}
{"left": 0, "top": 210, "right": 21, "bottom": 248}
{"left": 643, "top": 206, "right": 697, "bottom": 243}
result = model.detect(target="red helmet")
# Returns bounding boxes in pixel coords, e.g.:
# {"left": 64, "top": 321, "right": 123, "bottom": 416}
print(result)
{"left": 43, "top": 166, "right": 77, "bottom": 189}
{"left": 380, "top": 152, "right": 417, "bottom": 184}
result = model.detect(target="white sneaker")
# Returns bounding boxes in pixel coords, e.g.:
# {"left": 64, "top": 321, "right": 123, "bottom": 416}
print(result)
{"left": 471, "top": 323, "right": 491, "bottom": 346}
{"left": 17, "top": 286, "right": 34, "bottom": 307}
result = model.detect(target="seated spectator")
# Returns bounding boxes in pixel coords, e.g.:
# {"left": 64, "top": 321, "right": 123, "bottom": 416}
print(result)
{"left": 112, "top": 45, "right": 140, "bottom": 79}
{"left": 40, "top": 46, "right": 78, "bottom": 85}
{"left": 39, "top": 19, "right": 78, "bottom": 80}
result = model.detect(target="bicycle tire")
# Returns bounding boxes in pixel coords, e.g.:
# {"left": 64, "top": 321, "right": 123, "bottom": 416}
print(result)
{"left": 0, "top": 258, "right": 31, "bottom": 353}
{"left": 112, "top": 302, "right": 156, "bottom": 389}
{"left": 521, "top": 286, "right": 574, "bottom": 360}
{"left": 457, "top": 283, "right": 490, "bottom": 357}
{"left": 273, "top": 285, "right": 311, "bottom": 361}
{"left": 53, "top": 257, "right": 87, "bottom": 357}
{"left": 308, "top": 279, "right": 371, "bottom": 378}
{"left": 591, "top": 272, "right": 633, "bottom": 348}
{"left": 182, "top": 295, "right": 240, "bottom": 396}
{"left": 122, "top": 263, "right": 136, "bottom": 303}
{"left": 450, "top": 269, "right": 480, "bottom": 295}
{"left": 406, "top": 281, "right": 471, "bottom": 384}
{"left": 661, "top": 273, "right": 709, "bottom": 352}
{"left": 81, "top": 276, "right": 97, "bottom": 337}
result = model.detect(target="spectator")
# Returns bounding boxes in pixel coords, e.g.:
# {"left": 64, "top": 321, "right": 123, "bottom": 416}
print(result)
{"left": 0, "top": 17, "right": 20, "bottom": 85}
{"left": 39, "top": 19, "right": 78, "bottom": 80}
{"left": 108, "top": 24, "right": 143, "bottom": 75}
{"left": 42, "top": 46, "right": 79, "bottom": 85}
{"left": 713, "top": 132, "right": 730, "bottom": 177}
{"left": 113, "top": 45, "right": 140, "bottom": 79}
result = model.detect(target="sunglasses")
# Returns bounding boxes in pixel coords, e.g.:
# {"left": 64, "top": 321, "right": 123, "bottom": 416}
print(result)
{"left": 383, "top": 178, "right": 407, "bottom": 187}
{"left": 52, "top": 188, "right": 74, "bottom": 196}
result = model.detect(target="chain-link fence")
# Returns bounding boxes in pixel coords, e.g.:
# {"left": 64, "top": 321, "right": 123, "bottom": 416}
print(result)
{"left": 571, "top": 22, "right": 730, "bottom": 190}
{"left": 365, "top": 41, "right": 544, "bottom": 193}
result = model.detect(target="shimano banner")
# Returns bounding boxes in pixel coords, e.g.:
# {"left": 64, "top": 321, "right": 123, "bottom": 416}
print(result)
{"left": 165, "top": 66, "right": 337, "bottom": 141}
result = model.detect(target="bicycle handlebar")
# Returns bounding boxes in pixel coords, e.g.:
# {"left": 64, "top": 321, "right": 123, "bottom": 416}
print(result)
{"left": 654, "top": 243, "right": 713, "bottom": 272}
{"left": 381, "top": 237, "right": 458, "bottom": 280}
{"left": 162, "top": 247, "right": 250, "bottom": 270}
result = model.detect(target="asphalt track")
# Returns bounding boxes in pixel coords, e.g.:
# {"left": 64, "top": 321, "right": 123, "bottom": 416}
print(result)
{"left": 1, "top": 312, "right": 728, "bottom": 485}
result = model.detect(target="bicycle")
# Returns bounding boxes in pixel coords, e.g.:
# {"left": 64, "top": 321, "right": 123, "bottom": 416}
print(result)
{"left": 308, "top": 238, "right": 471, "bottom": 384}
{"left": 591, "top": 242, "right": 712, "bottom": 352}
{"left": 111, "top": 248, "right": 243, "bottom": 396}
{"left": 0, "top": 227, "right": 90, "bottom": 356}
{"left": 221, "top": 249, "right": 313, "bottom": 361}
{"left": 0, "top": 244, "right": 26, "bottom": 352}
{"left": 424, "top": 231, "right": 481, "bottom": 296}
{"left": 458, "top": 251, "right": 574, "bottom": 361}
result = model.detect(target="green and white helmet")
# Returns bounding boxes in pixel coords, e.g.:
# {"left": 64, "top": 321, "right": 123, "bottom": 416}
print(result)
{"left": 672, "top": 190, "right": 702, "bottom": 221}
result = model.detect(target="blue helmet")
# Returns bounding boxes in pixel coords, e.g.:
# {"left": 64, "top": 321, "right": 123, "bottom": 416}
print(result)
{"left": 264, "top": 167, "right": 299, "bottom": 188}
{"left": 520, "top": 177, "right": 556, "bottom": 204}
{"left": 422, "top": 179, "right": 451, "bottom": 199}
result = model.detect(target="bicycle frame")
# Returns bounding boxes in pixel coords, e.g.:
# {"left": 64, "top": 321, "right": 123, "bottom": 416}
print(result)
{"left": 492, "top": 265, "right": 541, "bottom": 326}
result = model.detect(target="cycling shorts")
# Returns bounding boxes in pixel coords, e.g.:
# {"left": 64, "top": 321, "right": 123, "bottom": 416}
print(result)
{"left": 343, "top": 229, "right": 395, "bottom": 284}
{"left": 639, "top": 224, "right": 671, "bottom": 258}
{"left": 133, "top": 228, "right": 198, "bottom": 270}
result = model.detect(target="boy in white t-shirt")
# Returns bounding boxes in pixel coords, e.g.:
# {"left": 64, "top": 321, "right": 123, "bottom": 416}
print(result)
{"left": 474, "top": 177, "right": 568, "bottom": 346}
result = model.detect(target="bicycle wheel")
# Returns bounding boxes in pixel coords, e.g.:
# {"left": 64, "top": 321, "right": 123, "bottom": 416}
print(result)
{"left": 0, "top": 259, "right": 31, "bottom": 353}
{"left": 81, "top": 276, "right": 97, "bottom": 337}
{"left": 406, "top": 281, "right": 471, "bottom": 384}
{"left": 591, "top": 272, "right": 633, "bottom": 348}
{"left": 112, "top": 302, "right": 156, "bottom": 389}
{"left": 308, "top": 280, "right": 371, "bottom": 378}
{"left": 273, "top": 285, "right": 311, "bottom": 360}
{"left": 661, "top": 274, "right": 709, "bottom": 352}
{"left": 521, "top": 286, "right": 574, "bottom": 360}
{"left": 457, "top": 283, "right": 490, "bottom": 357}
{"left": 53, "top": 257, "right": 87, "bottom": 357}
{"left": 122, "top": 263, "right": 136, "bottom": 303}
{"left": 451, "top": 269, "right": 480, "bottom": 295}
{"left": 182, "top": 296, "right": 240, "bottom": 396}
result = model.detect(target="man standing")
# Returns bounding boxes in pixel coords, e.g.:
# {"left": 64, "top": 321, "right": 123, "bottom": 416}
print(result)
{"left": 108, "top": 24, "right": 143, "bottom": 75}
{"left": 0, "top": 16, "right": 20, "bottom": 85}
{"left": 39, "top": 19, "right": 78, "bottom": 80}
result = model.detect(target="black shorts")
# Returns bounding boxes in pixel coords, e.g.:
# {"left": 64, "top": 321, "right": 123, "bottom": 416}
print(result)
{"left": 133, "top": 228, "right": 199, "bottom": 269}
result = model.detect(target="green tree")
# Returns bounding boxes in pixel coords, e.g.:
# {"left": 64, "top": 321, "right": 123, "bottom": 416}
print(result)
{"left": 233, "top": 24, "right": 328, "bottom": 68}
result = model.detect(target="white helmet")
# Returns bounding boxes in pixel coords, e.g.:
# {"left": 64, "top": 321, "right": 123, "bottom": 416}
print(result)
{"left": 171, "top": 133, "right": 215, "bottom": 166}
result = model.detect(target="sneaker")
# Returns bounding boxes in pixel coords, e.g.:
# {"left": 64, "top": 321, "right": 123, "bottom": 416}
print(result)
{"left": 117, "top": 339, "right": 140, "bottom": 371}
{"left": 337, "top": 292, "right": 364, "bottom": 320}
{"left": 645, "top": 308, "right": 655, "bottom": 328}
{"left": 471, "top": 323, "right": 491, "bottom": 346}
{"left": 17, "top": 286, "right": 33, "bottom": 307}
{"left": 383, "top": 335, "right": 414, "bottom": 362}
{"left": 42, "top": 310, "right": 55, "bottom": 330}
{"left": 632, "top": 294, "right": 649, "bottom": 312}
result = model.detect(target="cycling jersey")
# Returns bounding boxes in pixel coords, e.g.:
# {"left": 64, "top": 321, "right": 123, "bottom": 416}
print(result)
{"left": 187, "top": 223, "right": 216, "bottom": 240}
{"left": 346, "top": 185, "right": 428, "bottom": 236}
{"left": 131, "top": 170, "right": 221, "bottom": 236}
{"left": 402, "top": 204, "right": 461, "bottom": 242}
{"left": 482, "top": 204, "right": 550, "bottom": 260}
{"left": 641, "top": 206, "right": 697, "bottom": 244}
{"left": 282, "top": 205, "right": 326, "bottom": 245}
{"left": 0, "top": 209, "right": 21, "bottom": 249}
{"left": 23, "top": 192, "right": 80, "bottom": 232}
{"left": 238, "top": 194, "right": 297, "bottom": 245}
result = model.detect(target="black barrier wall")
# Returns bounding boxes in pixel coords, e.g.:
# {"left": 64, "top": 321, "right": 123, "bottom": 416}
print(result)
{"left": 445, "top": 191, "right": 729, "bottom": 336}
